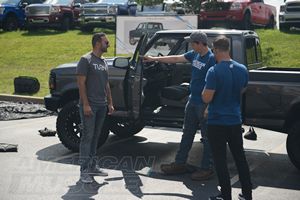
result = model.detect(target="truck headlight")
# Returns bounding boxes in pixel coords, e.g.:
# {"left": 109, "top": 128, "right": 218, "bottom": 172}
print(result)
{"left": 230, "top": 2, "right": 242, "bottom": 10}
{"left": 0, "top": 7, "right": 5, "bottom": 14}
{"left": 50, "top": 6, "right": 61, "bottom": 13}
{"left": 280, "top": 5, "right": 286, "bottom": 12}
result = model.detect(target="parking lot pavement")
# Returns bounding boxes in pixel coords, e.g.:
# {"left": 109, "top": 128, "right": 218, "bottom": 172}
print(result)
{"left": 0, "top": 116, "right": 299, "bottom": 200}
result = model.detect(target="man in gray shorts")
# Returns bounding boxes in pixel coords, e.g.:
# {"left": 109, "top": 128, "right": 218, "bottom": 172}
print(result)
{"left": 77, "top": 32, "right": 114, "bottom": 183}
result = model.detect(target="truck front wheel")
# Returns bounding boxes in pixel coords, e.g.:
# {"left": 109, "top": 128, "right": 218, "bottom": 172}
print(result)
{"left": 110, "top": 119, "right": 145, "bottom": 138}
{"left": 4, "top": 15, "right": 18, "bottom": 31}
{"left": 56, "top": 101, "right": 109, "bottom": 152}
{"left": 286, "top": 120, "right": 300, "bottom": 170}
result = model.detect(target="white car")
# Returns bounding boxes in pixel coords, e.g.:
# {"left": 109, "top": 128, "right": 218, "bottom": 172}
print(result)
{"left": 279, "top": 0, "right": 300, "bottom": 31}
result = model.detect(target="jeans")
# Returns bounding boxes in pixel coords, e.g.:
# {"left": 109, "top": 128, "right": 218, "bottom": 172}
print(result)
{"left": 79, "top": 104, "right": 107, "bottom": 172}
{"left": 207, "top": 124, "right": 252, "bottom": 200}
{"left": 175, "top": 101, "right": 214, "bottom": 170}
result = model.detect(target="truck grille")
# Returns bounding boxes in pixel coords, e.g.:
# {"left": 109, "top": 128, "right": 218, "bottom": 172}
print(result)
{"left": 83, "top": 6, "right": 108, "bottom": 15}
{"left": 202, "top": 2, "right": 231, "bottom": 11}
{"left": 27, "top": 6, "right": 50, "bottom": 15}
{"left": 286, "top": 3, "right": 300, "bottom": 12}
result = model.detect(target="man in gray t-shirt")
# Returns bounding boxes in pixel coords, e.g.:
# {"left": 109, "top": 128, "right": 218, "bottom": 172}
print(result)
{"left": 76, "top": 32, "right": 114, "bottom": 184}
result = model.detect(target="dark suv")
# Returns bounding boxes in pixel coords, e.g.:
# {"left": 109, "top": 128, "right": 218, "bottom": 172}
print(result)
{"left": 25, "top": 0, "right": 88, "bottom": 31}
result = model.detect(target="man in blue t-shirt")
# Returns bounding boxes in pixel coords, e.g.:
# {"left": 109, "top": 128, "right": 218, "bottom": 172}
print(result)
{"left": 144, "top": 31, "right": 216, "bottom": 181}
{"left": 202, "top": 36, "right": 252, "bottom": 200}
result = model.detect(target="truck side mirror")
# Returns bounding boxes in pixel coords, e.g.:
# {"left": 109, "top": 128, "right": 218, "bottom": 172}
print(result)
{"left": 73, "top": 3, "right": 81, "bottom": 8}
{"left": 113, "top": 57, "right": 130, "bottom": 69}
{"left": 21, "top": 2, "right": 28, "bottom": 8}
{"left": 128, "top": 1, "right": 137, "bottom": 7}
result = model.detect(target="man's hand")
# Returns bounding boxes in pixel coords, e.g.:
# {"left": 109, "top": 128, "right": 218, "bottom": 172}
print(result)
{"left": 83, "top": 104, "right": 93, "bottom": 117}
{"left": 142, "top": 55, "right": 156, "bottom": 63}
{"left": 108, "top": 103, "right": 115, "bottom": 115}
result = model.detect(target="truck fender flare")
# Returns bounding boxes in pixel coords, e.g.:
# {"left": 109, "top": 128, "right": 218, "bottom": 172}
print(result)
{"left": 243, "top": 7, "right": 252, "bottom": 16}
{"left": 284, "top": 99, "right": 300, "bottom": 131}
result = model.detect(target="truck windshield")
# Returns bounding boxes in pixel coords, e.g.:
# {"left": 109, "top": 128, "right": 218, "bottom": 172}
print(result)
{"left": 145, "top": 37, "right": 181, "bottom": 56}
{"left": 0, "top": 0, "right": 19, "bottom": 5}
{"left": 45, "top": 0, "right": 73, "bottom": 5}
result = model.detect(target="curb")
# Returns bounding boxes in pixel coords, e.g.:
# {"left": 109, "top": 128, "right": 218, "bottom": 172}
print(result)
{"left": 0, "top": 93, "right": 44, "bottom": 104}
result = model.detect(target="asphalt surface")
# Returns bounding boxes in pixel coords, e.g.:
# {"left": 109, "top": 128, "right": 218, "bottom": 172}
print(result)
{"left": 0, "top": 116, "right": 299, "bottom": 200}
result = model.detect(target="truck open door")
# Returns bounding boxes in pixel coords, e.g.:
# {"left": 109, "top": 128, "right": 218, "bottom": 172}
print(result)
{"left": 126, "top": 33, "right": 149, "bottom": 119}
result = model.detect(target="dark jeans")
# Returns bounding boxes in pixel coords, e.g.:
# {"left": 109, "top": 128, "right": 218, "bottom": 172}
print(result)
{"left": 207, "top": 124, "right": 252, "bottom": 200}
{"left": 79, "top": 104, "right": 107, "bottom": 173}
{"left": 175, "top": 101, "right": 213, "bottom": 170}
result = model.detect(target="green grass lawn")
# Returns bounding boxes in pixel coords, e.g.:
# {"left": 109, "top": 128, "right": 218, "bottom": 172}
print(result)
{"left": 0, "top": 28, "right": 299, "bottom": 97}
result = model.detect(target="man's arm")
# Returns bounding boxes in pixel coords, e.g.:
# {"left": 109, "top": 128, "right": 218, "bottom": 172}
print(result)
{"left": 106, "top": 82, "right": 114, "bottom": 114}
{"left": 77, "top": 75, "right": 92, "bottom": 117}
{"left": 202, "top": 89, "right": 215, "bottom": 104}
{"left": 143, "top": 55, "right": 188, "bottom": 64}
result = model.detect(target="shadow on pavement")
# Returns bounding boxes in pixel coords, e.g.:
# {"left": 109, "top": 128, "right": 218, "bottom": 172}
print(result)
{"left": 62, "top": 181, "right": 108, "bottom": 200}
{"left": 36, "top": 133, "right": 300, "bottom": 199}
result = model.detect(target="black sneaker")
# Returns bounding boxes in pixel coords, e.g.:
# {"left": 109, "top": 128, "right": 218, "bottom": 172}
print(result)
{"left": 209, "top": 194, "right": 224, "bottom": 200}
{"left": 238, "top": 193, "right": 252, "bottom": 200}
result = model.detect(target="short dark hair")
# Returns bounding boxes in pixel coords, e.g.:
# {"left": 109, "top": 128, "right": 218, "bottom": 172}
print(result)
{"left": 213, "top": 36, "right": 230, "bottom": 52}
{"left": 92, "top": 32, "right": 106, "bottom": 47}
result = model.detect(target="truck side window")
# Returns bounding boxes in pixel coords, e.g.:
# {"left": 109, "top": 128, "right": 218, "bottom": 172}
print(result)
{"left": 246, "top": 37, "right": 262, "bottom": 69}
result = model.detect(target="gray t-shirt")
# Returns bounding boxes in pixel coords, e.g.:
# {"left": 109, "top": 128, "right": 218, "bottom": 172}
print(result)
{"left": 76, "top": 52, "right": 108, "bottom": 106}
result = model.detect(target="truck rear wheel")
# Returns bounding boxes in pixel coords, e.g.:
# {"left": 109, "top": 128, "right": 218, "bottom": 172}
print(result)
{"left": 60, "top": 17, "right": 71, "bottom": 31}
{"left": 56, "top": 101, "right": 109, "bottom": 152}
{"left": 286, "top": 120, "right": 300, "bottom": 170}
{"left": 110, "top": 119, "right": 144, "bottom": 138}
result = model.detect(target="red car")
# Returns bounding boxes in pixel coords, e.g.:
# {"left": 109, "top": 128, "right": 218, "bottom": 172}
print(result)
{"left": 198, "top": 0, "right": 276, "bottom": 30}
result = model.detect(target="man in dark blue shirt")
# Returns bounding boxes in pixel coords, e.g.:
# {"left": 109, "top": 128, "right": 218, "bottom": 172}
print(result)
{"left": 144, "top": 30, "right": 215, "bottom": 181}
{"left": 202, "top": 36, "right": 252, "bottom": 200}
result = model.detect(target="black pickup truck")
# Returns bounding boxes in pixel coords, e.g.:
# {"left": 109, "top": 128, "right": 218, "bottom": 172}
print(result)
{"left": 44, "top": 29, "right": 300, "bottom": 170}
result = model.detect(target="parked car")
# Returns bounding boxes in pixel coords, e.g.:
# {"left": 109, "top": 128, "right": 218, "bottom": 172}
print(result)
{"left": 25, "top": 0, "right": 88, "bottom": 31}
{"left": 198, "top": 0, "right": 277, "bottom": 30}
{"left": 129, "top": 22, "right": 164, "bottom": 45}
{"left": 279, "top": 0, "right": 300, "bottom": 31}
{"left": 79, "top": 0, "right": 137, "bottom": 32}
{"left": 0, "top": 0, "right": 43, "bottom": 31}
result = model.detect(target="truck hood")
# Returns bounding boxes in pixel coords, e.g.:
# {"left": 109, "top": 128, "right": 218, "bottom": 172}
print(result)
{"left": 0, "top": 3, "right": 16, "bottom": 7}
{"left": 52, "top": 58, "right": 115, "bottom": 74}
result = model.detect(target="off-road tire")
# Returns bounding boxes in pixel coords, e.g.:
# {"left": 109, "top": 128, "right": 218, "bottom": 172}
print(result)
{"left": 129, "top": 37, "right": 136, "bottom": 45}
{"left": 286, "top": 120, "right": 300, "bottom": 170}
{"left": 56, "top": 101, "right": 109, "bottom": 152}
{"left": 3, "top": 15, "right": 18, "bottom": 31}
{"left": 110, "top": 119, "right": 145, "bottom": 138}
{"left": 266, "top": 16, "right": 275, "bottom": 29}
{"left": 279, "top": 23, "right": 290, "bottom": 32}
{"left": 60, "top": 17, "right": 71, "bottom": 31}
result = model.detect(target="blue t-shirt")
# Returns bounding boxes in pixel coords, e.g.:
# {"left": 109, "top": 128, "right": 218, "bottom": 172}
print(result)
{"left": 184, "top": 49, "right": 215, "bottom": 105}
{"left": 205, "top": 60, "right": 248, "bottom": 125}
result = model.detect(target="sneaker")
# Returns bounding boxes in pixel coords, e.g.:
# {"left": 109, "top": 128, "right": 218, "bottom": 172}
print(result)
{"left": 160, "top": 162, "right": 187, "bottom": 175}
{"left": 91, "top": 165, "right": 108, "bottom": 177}
{"left": 80, "top": 173, "right": 95, "bottom": 184}
{"left": 191, "top": 169, "right": 214, "bottom": 181}
{"left": 209, "top": 194, "right": 224, "bottom": 200}
{"left": 238, "top": 193, "right": 252, "bottom": 200}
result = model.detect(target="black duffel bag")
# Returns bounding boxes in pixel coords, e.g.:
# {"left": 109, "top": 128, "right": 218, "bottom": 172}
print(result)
{"left": 14, "top": 76, "right": 40, "bottom": 94}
